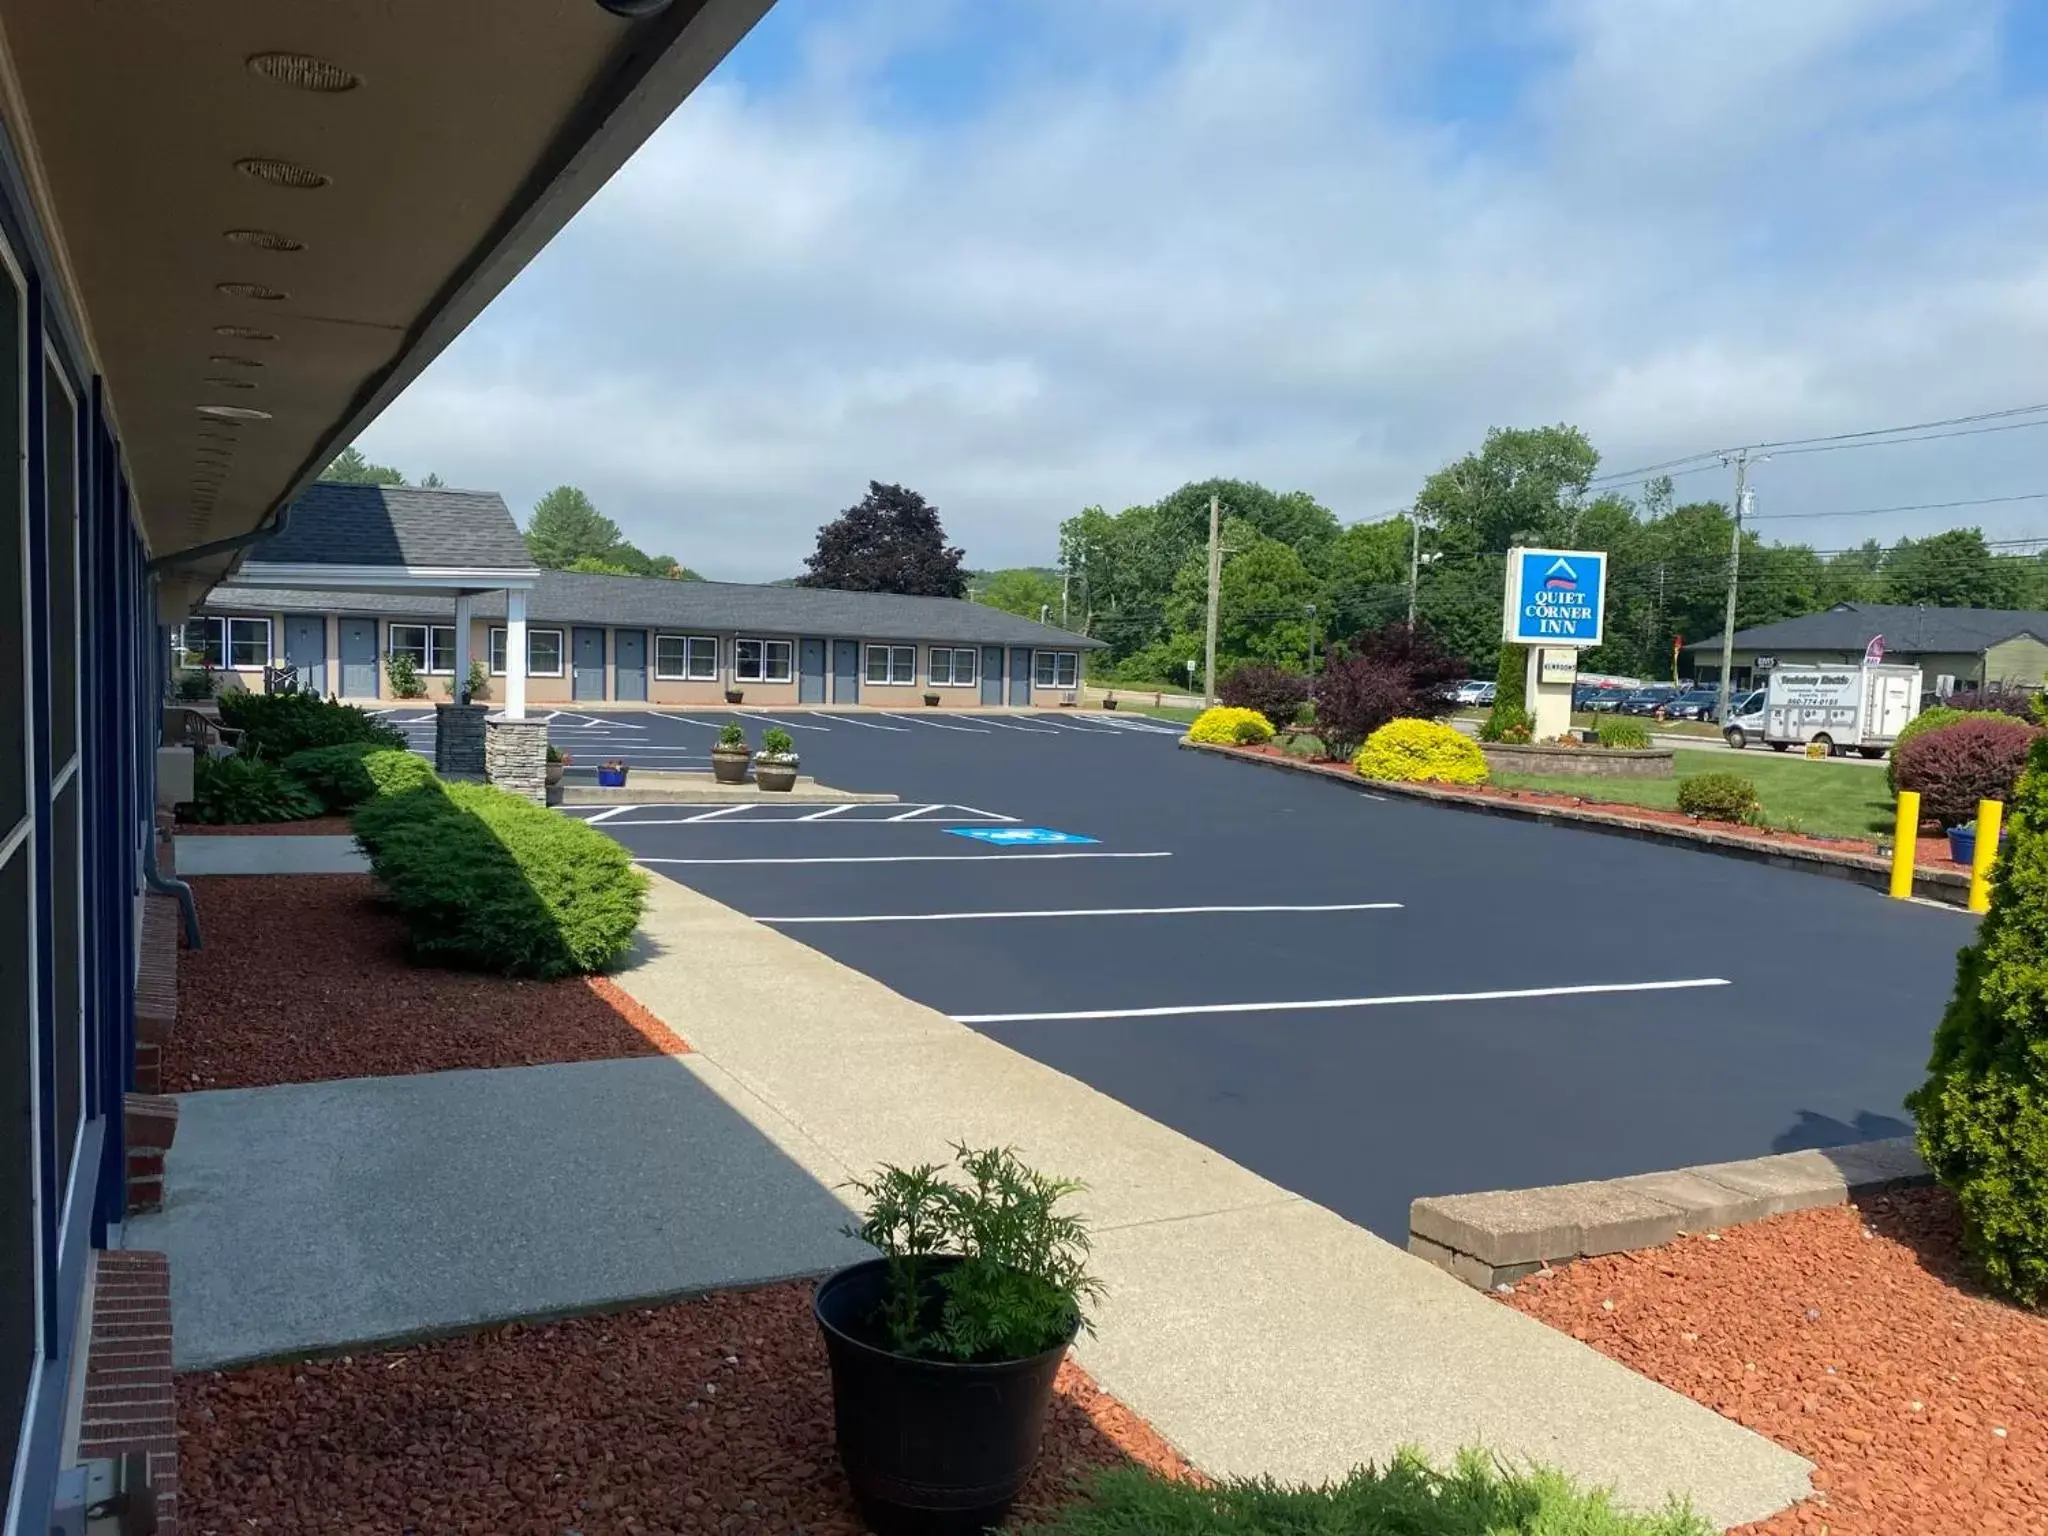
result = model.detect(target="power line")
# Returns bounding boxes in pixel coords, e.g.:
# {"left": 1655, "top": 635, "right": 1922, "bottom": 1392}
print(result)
{"left": 1747, "top": 491, "right": 2048, "bottom": 522}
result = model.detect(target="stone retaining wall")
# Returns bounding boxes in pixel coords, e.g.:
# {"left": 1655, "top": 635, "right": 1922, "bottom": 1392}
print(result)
{"left": 485, "top": 717, "right": 549, "bottom": 803}
{"left": 1479, "top": 741, "right": 1676, "bottom": 778}
{"left": 434, "top": 702, "right": 488, "bottom": 776}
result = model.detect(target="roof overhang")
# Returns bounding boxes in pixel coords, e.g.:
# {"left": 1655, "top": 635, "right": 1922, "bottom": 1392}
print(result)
{"left": 0, "top": 0, "right": 771, "bottom": 591}
{"left": 234, "top": 561, "right": 539, "bottom": 595}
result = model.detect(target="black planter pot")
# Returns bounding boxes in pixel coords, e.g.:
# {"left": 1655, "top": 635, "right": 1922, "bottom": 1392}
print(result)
{"left": 813, "top": 1258, "right": 1072, "bottom": 1536}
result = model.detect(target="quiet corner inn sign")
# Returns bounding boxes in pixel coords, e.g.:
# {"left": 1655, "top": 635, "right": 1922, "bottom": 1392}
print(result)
{"left": 1504, "top": 546, "right": 1608, "bottom": 647}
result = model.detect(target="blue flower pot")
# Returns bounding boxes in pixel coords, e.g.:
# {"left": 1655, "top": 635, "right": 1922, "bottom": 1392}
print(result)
{"left": 1948, "top": 825, "right": 1987, "bottom": 865}
{"left": 597, "top": 768, "right": 627, "bottom": 788}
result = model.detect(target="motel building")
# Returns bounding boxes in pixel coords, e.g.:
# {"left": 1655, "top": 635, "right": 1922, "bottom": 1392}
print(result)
{"left": 0, "top": 4, "right": 882, "bottom": 1530}
{"left": 180, "top": 483, "right": 1103, "bottom": 714}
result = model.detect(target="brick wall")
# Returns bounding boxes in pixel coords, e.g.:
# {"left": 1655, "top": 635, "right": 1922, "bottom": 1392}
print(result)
{"left": 124, "top": 1093, "right": 179, "bottom": 1216}
{"left": 78, "top": 1251, "right": 178, "bottom": 1534}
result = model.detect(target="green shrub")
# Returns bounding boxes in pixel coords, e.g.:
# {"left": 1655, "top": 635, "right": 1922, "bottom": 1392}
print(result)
{"left": 173, "top": 668, "right": 218, "bottom": 701}
{"left": 384, "top": 651, "right": 427, "bottom": 699}
{"left": 1041, "top": 1450, "right": 1713, "bottom": 1536}
{"left": 1675, "top": 772, "right": 1761, "bottom": 825}
{"left": 353, "top": 779, "right": 647, "bottom": 977}
{"left": 441, "top": 658, "right": 488, "bottom": 701}
{"left": 846, "top": 1144, "right": 1099, "bottom": 1364}
{"left": 1186, "top": 706, "right": 1274, "bottom": 746}
{"left": 758, "top": 727, "right": 797, "bottom": 759}
{"left": 716, "top": 720, "right": 748, "bottom": 750}
{"left": 189, "top": 755, "right": 323, "bottom": 824}
{"left": 217, "top": 692, "right": 406, "bottom": 760}
{"left": 1479, "top": 643, "right": 1529, "bottom": 743}
{"left": 1354, "top": 718, "right": 1488, "bottom": 785}
{"left": 1596, "top": 717, "right": 1650, "bottom": 750}
{"left": 1908, "top": 734, "right": 2048, "bottom": 1305}
{"left": 282, "top": 742, "right": 435, "bottom": 812}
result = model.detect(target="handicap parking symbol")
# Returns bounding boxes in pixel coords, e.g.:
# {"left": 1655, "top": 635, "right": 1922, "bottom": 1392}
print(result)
{"left": 947, "top": 827, "right": 1099, "bottom": 847}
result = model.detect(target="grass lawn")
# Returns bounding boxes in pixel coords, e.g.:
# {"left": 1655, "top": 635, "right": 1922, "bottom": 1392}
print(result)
{"left": 1450, "top": 707, "right": 1727, "bottom": 740}
{"left": 1491, "top": 749, "right": 1896, "bottom": 841}
{"left": 1119, "top": 703, "right": 1205, "bottom": 725}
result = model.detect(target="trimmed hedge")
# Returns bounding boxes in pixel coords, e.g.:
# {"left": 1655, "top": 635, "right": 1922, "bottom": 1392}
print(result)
{"left": 1893, "top": 716, "right": 2041, "bottom": 829}
{"left": 1354, "top": 718, "right": 1488, "bottom": 785}
{"left": 189, "top": 755, "right": 323, "bottom": 824}
{"left": 1186, "top": 706, "right": 1275, "bottom": 746}
{"left": 353, "top": 778, "right": 647, "bottom": 977}
{"left": 1908, "top": 733, "right": 2048, "bottom": 1304}
{"left": 1675, "top": 772, "right": 1760, "bottom": 824}
{"left": 217, "top": 691, "right": 406, "bottom": 760}
{"left": 283, "top": 742, "right": 437, "bottom": 813}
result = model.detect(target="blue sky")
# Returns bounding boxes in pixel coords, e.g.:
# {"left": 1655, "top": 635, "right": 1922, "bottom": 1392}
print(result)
{"left": 362, "top": 0, "right": 2048, "bottom": 579}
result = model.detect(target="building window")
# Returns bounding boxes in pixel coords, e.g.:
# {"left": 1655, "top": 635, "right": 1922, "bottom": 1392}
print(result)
{"left": 864, "top": 644, "right": 916, "bottom": 686}
{"left": 174, "top": 616, "right": 224, "bottom": 669}
{"left": 488, "top": 627, "right": 565, "bottom": 677}
{"left": 1034, "top": 650, "right": 1079, "bottom": 689}
{"left": 656, "top": 634, "right": 718, "bottom": 681}
{"left": 388, "top": 623, "right": 454, "bottom": 673}
{"left": 929, "top": 647, "right": 978, "bottom": 687}
{"left": 227, "top": 617, "right": 271, "bottom": 670}
{"left": 736, "top": 637, "right": 793, "bottom": 683}
{"left": 0, "top": 243, "right": 29, "bottom": 1490}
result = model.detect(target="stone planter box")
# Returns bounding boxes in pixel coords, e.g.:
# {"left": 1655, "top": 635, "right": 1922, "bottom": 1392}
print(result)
{"left": 1479, "top": 742, "right": 1676, "bottom": 778}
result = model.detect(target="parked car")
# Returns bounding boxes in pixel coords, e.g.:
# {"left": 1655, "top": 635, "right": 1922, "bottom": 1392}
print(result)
{"left": 1574, "top": 682, "right": 1628, "bottom": 711}
{"left": 1723, "top": 694, "right": 1767, "bottom": 750}
{"left": 1619, "top": 684, "right": 1683, "bottom": 716}
{"left": 1664, "top": 688, "right": 1724, "bottom": 721}
{"left": 1451, "top": 679, "right": 1494, "bottom": 705}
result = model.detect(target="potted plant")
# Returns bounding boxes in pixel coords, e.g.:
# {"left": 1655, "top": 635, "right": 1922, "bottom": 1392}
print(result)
{"left": 596, "top": 758, "right": 629, "bottom": 788}
{"left": 922, "top": 691, "right": 941, "bottom": 707}
{"left": 754, "top": 727, "right": 799, "bottom": 792}
{"left": 816, "top": 1145, "right": 1099, "bottom": 1536}
{"left": 724, "top": 686, "right": 745, "bottom": 704}
{"left": 544, "top": 744, "right": 569, "bottom": 787}
{"left": 1102, "top": 691, "right": 1119, "bottom": 711}
{"left": 711, "top": 721, "right": 751, "bottom": 784}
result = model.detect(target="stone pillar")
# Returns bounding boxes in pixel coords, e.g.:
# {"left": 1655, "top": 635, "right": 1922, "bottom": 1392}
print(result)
{"left": 486, "top": 716, "right": 549, "bottom": 803}
{"left": 435, "top": 702, "right": 488, "bottom": 775}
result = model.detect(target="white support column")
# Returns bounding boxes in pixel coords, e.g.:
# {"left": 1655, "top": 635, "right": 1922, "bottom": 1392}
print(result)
{"left": 452, "top": 591, "right": 474, "bottom": 703}
{"left": 506, "top": 587, "right": 528, "bottom": 720}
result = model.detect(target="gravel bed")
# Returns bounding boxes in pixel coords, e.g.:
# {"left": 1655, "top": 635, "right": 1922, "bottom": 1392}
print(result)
{"left": 1504, "top": 1188, "right": 2047, "bottom": 1534}
{"left": 179, "top": 817, "right": 359, "bottom": 836}
{"left": 166, "top": 875, "right": 688, "bottom": 1091}
{"left": 177, "top": 1281, "right": 1190, "bottom": 1536}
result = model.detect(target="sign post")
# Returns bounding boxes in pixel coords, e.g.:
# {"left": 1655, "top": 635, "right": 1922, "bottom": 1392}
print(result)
{"left": 1503, "top": 547, "right": 1608, "bottom": 741}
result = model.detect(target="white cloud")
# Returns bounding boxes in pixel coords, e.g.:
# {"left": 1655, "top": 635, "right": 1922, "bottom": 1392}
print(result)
{"left": 361, "top": 0, "right": 2048, "bottom": 577}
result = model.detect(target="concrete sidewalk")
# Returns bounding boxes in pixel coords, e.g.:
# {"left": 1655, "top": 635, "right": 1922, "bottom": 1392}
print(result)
{"left": 128, "top": 1055, "right": 867, "bottom": 1368}
{"left": 174, "top": 834, "right": 367, "bottom": 875}
{"left": 609, "top": 875, "right": 1814, "bottom": 1529}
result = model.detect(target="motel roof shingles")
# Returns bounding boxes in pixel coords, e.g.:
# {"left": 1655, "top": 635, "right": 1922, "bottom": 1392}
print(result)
{"left": 204, "top": 567, "right": 1106, "bottom": 650}
{"left": 244, "top": 483, "right": 538, "bottom": 572}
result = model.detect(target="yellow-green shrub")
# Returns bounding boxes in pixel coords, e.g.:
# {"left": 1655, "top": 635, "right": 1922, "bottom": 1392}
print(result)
{"left": 1354, "top": 718, "right": 1489, "bottom": 785}
{"left": 1186, "top": 706, "right": 1274, "bottom": 746}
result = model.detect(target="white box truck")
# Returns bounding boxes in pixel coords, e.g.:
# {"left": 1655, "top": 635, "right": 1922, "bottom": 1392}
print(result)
{"left": 1727, "top": 664, "right": 1922, "bottom": 757}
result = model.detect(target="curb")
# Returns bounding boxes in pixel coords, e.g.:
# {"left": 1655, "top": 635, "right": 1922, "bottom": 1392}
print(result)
{"left": 1178, "top": 739, "right": 1973, "bottom": 908}
{"left": 1408, "top": 1137, "right": 1932, "bottom": 1291}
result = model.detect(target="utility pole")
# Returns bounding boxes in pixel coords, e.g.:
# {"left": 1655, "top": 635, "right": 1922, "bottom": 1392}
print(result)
{"left": 1715, "top": 450, "right": 1756, "bottom": 723}
{"left": 1060, "top": 561, "right": 1070, "bottom": 629}
{"left": 1202, "top": 491, "right": 1222, "bottom": 705}
{"left": 1407, "top": 513, "right": 1421, "bottom": 626}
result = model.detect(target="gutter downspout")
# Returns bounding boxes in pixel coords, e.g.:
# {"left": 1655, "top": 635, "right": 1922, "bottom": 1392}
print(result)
{"left": 146, "top": 497, "right": 290, "bottom": 573}
{"left": 144, "top": 818, "right": 199, "bottom": 951}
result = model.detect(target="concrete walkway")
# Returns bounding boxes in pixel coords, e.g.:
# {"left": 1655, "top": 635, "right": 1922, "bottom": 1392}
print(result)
{"left": 128, "top": 1055, "right": 867, "bottom": 1368}
{"left": 607, "top": 876, "right": 1814, "bottom": 1529}
{"left": 174, "top": 834, "right": 367, "bottom": 875}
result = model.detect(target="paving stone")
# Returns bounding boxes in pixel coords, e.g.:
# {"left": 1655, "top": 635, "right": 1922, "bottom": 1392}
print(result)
{"left": 1410, "top": 1181, "right": 1686, "bottom": 1267}
{"left": 1818, "top": 1135, "right": 1931, "bottom": 1196}
{"left": 1683, "top": 1148, "right": 1852, "bottom": 1218}
{"left": 1610, "top": 1169, "right": 1773, "bottom": 1232}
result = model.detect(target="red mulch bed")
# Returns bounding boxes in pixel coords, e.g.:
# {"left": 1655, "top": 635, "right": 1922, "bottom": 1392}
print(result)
{"left": 179, "top": 817, "right": 359, "bottom": 836}
{"left": 1503, "top": 1187, "right": 2048, "bottom": 1535}
{"left": 165, "top": 875, "right": 688, "bottom": 1091}
{"left": 176, "top": 1281, "right": 1190, "bottom": 1536}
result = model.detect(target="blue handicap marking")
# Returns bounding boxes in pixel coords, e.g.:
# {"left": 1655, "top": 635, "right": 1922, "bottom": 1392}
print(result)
{"left": 947, "top": 827, "right": 1100, "bottom": 847}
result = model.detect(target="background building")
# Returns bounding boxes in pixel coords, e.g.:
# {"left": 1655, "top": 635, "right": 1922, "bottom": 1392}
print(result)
{"left": 1683, "top": 602, "right": 2048, "bottom": 694}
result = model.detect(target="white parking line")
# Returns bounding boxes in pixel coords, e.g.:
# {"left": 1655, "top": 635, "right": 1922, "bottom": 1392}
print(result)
{"left": 582, "top": 805, "right": 638, "bottom": 824}
{"left": 881, "top": 712, "right": 990, "bottom": 733}
{"left": 762, "top": 902, "right": 1404, "bottom": 925}
{"left": 800, "top": 803, "right": 855, "bottom": 821}
{"left": 586, "top": 803, "right": 1016, "bottom": 826}
{"left": 637, "top": 851, "right": 1173, "bottom": 866}
{"left": 813, "top": 714, "right": 912, "bottom": 732}
{"left": 952, "top": 977, "right": 1731, "bottom": 1025}
{"left": 975, "top": 716, "right": 1059, "bottom": 734}
{"left": 652, "top": 713, "right": 728, "bottom": 729}
{"left": 679, "top": 805, "right": 752, "bottom": 822}
{"left": 738, "top": 711, "right": 832, "bottom": 732}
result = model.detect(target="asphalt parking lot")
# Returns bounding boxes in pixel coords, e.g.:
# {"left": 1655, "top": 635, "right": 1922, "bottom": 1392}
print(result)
{"left": 388, "top": 705, "right": 1974, "bottom": 1240}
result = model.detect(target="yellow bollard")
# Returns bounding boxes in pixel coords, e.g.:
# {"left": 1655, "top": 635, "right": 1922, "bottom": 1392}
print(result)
{"left": 1890, "top": 790, "right": 1920, "bottom": 900}
{"left": 1969, "top": 798, "right": 2004, "bottom": 915}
